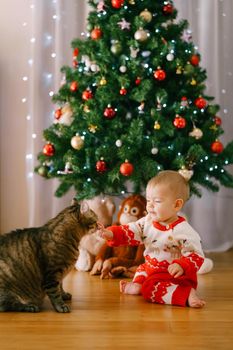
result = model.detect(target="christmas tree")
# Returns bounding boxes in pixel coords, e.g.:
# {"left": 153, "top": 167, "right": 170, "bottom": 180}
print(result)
{"left": 36, "top": 0, "right": 233, "bottom": 200}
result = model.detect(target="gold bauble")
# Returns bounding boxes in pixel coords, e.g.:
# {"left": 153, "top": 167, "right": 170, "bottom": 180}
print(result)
{"left": 134, "top": 28, "right": 149, "bottom": 42}
{"left": 71, "top": 135, "right": 84, "bottom": 150}
{"left": 190, "top": 78, "right": 197, "bottom": 85}
{"left": 100, "top": 77, "right": 107, "bottom": 85}
{"left": 154, "top": 121, "right": 161, "bottom": 130}
{"left": 139, "top": 9, "right": 152, "bottom": 23}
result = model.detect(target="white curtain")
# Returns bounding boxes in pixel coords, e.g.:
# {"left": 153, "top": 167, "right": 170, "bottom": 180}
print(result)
{"left": 26, "top": 0, "right": 89, "bottom": 226}
{"left": 175, "top": 0, "right": 233, "bottom": 251}
{"left": 27, "top": 0, "right": 233, "bottom": 252}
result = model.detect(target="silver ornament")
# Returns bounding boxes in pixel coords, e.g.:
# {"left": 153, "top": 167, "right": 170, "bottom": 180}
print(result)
{"left": 90, "top": 63, "right": 99, "bottom": 72}
{"left": 166, "top": 53, "right": 174, "bottom": 61}
{"left": 116, "top": 140, "right": 122, "bottom": 147}
{"left": 119, "top": 65, "right": 127, "bottom": 73}
{"left": 141, "top": 51, "right": 151, "bottom": 57}
{"left": 151, "top": 147, "right": 159, "bottom": 155}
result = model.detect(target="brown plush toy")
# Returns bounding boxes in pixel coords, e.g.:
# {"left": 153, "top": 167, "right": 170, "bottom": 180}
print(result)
{"left": 90, "top": 194, "right": 147, "bottom": 279}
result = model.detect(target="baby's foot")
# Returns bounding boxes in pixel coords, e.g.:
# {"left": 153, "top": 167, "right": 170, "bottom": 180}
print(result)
{"left": 188, "top": 288, "right": 206, "bottom": 308}
{"left": 120, "top": 280, "right": 128, "bottom": 293}
{"left": 119, "top": 280, "right": 141, "bottom": 295}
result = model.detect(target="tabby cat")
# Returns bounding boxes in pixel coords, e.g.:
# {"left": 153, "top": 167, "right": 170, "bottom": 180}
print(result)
{"left": 0, "top": 200, "right": 98, "bottom": 313}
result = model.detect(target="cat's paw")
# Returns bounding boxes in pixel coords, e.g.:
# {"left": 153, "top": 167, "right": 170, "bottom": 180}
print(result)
{"left": 23, "top": 304, "right": 40, "bottom": 313}
{"left": 62, "top": 292, "right": 72, "bottom": 301}
{"left": 54, "top": 303, "right": 71, "bottom": 313}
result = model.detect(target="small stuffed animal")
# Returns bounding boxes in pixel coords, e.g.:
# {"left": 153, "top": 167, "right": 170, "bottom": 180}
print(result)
{"left": 75, "top": 196, "right": 115, "bottom": 271}
{"left": 90, "top": 194, "right": 147, "bottom": 278}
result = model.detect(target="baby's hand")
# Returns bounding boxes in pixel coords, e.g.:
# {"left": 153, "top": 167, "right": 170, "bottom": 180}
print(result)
{"left": 96, "top": 222, "right": 113, "bottom": 240}
{"left": 168, "top": 263, "right": 184, "bottom": 278}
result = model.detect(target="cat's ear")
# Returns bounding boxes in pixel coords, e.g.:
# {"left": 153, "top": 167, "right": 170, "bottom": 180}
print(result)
{"left": 71, "top": 198, "right": 79, "bottom": 206}
{"left": 80, "top": 201, "right": 89, "bottom": 214}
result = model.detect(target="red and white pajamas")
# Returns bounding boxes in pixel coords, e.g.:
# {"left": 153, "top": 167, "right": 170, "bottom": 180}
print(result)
{"left": 107, "top": 215, "right": 204, "bottom": 307}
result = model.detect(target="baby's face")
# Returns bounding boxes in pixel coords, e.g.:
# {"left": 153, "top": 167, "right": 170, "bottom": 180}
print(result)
{"left": 146, "top": 184, "right": 179, "bottom": 224}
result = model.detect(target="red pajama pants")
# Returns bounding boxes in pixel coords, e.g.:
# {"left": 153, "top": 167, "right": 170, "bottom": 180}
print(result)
{"left": 141, "top": 271, "right": 197, "bottom": 307}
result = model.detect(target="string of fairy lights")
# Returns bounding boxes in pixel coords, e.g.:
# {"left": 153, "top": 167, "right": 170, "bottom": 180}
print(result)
{"left": 23, "top": 0, "right": 59, "bottom": 181}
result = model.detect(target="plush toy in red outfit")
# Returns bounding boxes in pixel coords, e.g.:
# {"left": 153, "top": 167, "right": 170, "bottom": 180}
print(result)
{"left": 90, "top": 194, "right": 147, "bottom": 278}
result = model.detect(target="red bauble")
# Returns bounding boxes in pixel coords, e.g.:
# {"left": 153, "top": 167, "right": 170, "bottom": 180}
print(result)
{"left": 135, "top": 77, "right": 141, "bottom": 85}
{"left": 73, "top": 48, "right": 79, "bottom": 58}
{"left": 54, "top": 108, "right": 62, "bottom": 120}
{"left": 82, "top": 90, "right": 93, "bottom": 101}
{"left": 173, "top": 116, "right": 186, "bottom": 129}
{"left": 190, "top": 54, "right": 200, "bottom": 66}
{"left": 120, "top": 161, "right": 134, "bottom": 176}
{"left": 120, "top": 88, "right": 127, "bottom": 95}
{"left": 211, "top": 140, "right": 224, "bottom": 154}
{"left": 72, "top": 60, "right": 78, "bottom": 68}
{"left": 195, "top": 97, "right": 207, "bottom": 109}
{"left": 91, "top": 27, "right": 103, "bottom": 40}
{"left": 111, "top": 0, "right": 124, "bottom": 9}
{"left": 70, "top": 81, "right": 78, "bottom": 92}
{"left": 214, "top": 116, "right": 222, "bottom": 126}
{"left": 162, "top": 4, "right": 174, "bottom": 15}
{"left": 103, "top": 106, "right": 116, "bottom": 119}
{"left": 43, "top": 143, "right": 55, "bottom": 156}
{"left": 96, "top": 160, "right": 107, "bottom": 173}
{"left": 154, "top": 69, "right": 166, "bottom": 81}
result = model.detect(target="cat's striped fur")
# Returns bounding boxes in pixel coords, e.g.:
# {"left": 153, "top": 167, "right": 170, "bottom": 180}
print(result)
{"left": 0, "top": 200, "right": 98, "bottom": 312}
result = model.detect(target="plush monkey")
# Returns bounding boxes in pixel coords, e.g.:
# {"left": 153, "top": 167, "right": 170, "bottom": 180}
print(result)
{"left": 116, "top": 194, "right": 147, "bottom": 225}
{"left": 90, "top": 194, "right": 147, "bottom": 279}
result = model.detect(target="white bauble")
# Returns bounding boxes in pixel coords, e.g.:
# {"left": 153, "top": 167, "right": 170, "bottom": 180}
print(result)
{"left": 119, "top": 65, "right": 127, "bottom": 73}
{"left": 151, "top": 147, "right": 159, "bottom": 155}
{"left": 166, "top": 53, "right": 174, "bottom": 61}
{"left": 116, "top": 140, "right": 122, "bottom": 147}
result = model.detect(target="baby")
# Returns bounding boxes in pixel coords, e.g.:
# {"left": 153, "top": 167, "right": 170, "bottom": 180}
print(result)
{"left": 99, "top": 170, "right": 205, "bottom": 308}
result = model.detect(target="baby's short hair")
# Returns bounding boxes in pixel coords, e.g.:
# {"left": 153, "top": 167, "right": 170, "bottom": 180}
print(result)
{"left": 146, "top": 170, "right": 190, "bottom": 202}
